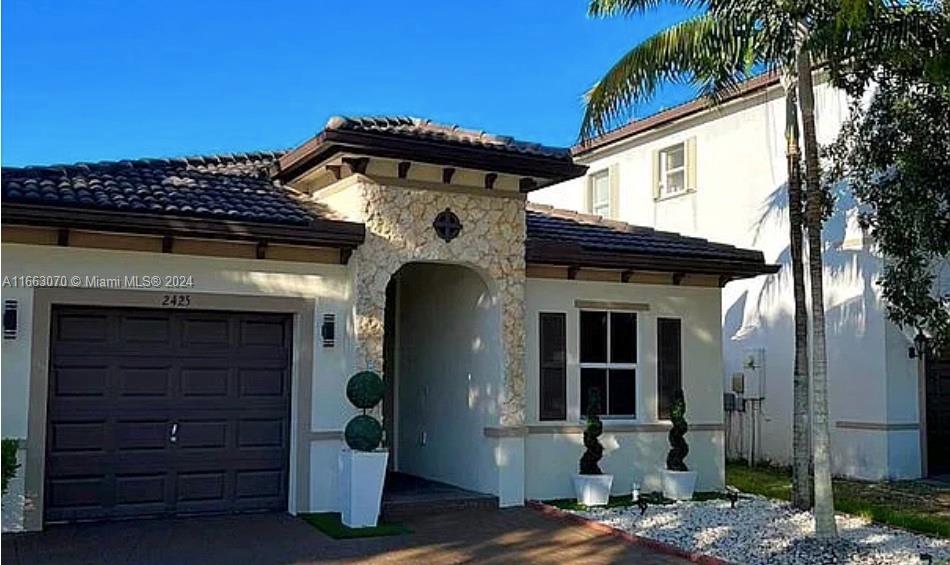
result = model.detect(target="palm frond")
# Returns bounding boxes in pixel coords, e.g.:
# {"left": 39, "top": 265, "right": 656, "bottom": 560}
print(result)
{"left": 588, "top": 0, "right": 707, "bottom": 18}
{"left": 579, "top": 13, "right": 763, "bottom": 140}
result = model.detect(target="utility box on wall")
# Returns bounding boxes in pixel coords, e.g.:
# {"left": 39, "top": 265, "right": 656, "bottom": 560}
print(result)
{"left": 741, "top": 348, "right": 767, "bottom": 400}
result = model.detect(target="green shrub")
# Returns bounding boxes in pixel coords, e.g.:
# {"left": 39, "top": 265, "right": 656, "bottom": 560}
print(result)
{"left": 666, "top": 390, "right": 689, "bottom": 471}
{"left": 579, "top": 389, "right": 604, "bottom": 475}
{"left": 343, "top": 371, "right": 385, "bottom": 451}
{"left": 2, "top": 439, "right": 20, "bottom": 495}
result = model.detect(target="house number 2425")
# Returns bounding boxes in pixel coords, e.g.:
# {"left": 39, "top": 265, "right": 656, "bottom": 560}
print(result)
{"left": 161, "top": 294, "right": 191, "bottom": 308}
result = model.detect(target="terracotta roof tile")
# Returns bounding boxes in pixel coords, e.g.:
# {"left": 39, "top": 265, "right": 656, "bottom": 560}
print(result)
{"left": 1, "top": 151, "right": 342, "bottom": 226}
{"left": 325, "top": 115, "right": 574, "bottom": 160}
{"left": 526, "top": 203, "right": 769, "bottom": 266}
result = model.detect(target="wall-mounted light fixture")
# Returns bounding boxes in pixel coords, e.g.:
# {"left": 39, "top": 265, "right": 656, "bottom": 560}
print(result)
{"left": 321, "top": 314, "right": 336, "bottom": 347}
{"left": 909, "top": 330, "right": 929, "bottom": 359}
{"left": 3, "top": 300, "right": 18, "bottom": 339}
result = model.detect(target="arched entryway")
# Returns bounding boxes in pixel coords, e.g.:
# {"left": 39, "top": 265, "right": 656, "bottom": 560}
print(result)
{"left": 381, "top": 262, "right": 503, "bottom": 496}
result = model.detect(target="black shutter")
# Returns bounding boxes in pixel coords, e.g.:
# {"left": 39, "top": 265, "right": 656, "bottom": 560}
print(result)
{"left": 539, "top": 312, "right": 567, "bottom": 421}
{"left": 657, "top": 318, "right": 682, "bottom": 420}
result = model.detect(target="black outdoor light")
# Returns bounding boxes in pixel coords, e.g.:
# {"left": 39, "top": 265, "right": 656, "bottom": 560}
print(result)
{"left": 909, "top": 330, "right": 929, "bottom": 359}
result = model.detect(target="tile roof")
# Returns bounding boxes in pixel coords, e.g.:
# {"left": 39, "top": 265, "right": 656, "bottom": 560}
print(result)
{"left": 1, "top": 152, "right": 341, "bottom": 226}
{"left": 526, "top": 203, "right": 774, "bottom": 273}
{"left": 574, "top": 72, "right": 780, "bottom": 156}
{"left": 324, "top": 116, "right": 574, "bottom": 160}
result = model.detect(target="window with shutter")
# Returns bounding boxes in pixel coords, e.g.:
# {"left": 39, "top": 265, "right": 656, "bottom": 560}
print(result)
{"left": 580, "top": 310, "right": 638, "bottom": 417}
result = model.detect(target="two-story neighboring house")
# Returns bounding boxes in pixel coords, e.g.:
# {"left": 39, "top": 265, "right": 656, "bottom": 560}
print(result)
{"left": 532, "top": 73, "right": 946, "bottom": 481}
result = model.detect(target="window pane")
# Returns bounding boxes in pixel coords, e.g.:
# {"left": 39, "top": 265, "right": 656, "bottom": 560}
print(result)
{"left": 610, "top": 312, "right": 637, "bottom": 363}
{"left": 581, "top": 368, "right": 607, "bottom": 417}
{"left": 608, "top": 369, "right": 637, "bottom": 416}
{"left": 541, "top": 368, "right": 566, "bottom": 420}
{"left": 593, "top": 174, "right": 609, "bottom": 203}
{"left": 665, "top": 145, "right": 685, "bottom": 169}
{"left": 657, "top": 318, "right": 682, "bottom": 420}
{"left": 580, "top": 311, "right": 608, "bottom": 363}
{"left": 592, "top": 201, "right": 610, "bottom": 217}
{"left": 539, "top": 313, "right": 567, "bottom": 421}
{"left": 666, "top": 170, "right": 685, "bottom": 194}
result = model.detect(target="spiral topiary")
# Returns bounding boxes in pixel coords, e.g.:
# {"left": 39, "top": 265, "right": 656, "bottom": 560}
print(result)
{"left": 579, "top": 389, "right": 605, "bottom": 475}
{"left": 666, "top": 389, "right": 689, "bottom": 471}
{"left": 343, "top": 370, "right": 385, "bottom": 451}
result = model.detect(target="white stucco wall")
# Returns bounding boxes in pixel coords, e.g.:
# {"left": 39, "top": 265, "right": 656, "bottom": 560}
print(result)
{"left": 393, "top": 262, "right": 502, "bottom": 496}
{"left": 531, "top": 79, "right": 922, "bottom": 479}
{"left": 523, "top": 277, "right": 725, "bottom": 500}
{"left": 0, "top": 242, "right": 360, "bottom": 525}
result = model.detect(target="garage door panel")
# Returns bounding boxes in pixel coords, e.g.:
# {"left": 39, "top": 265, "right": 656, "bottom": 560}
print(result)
{"left": 120, "top": 315, "right": 173, "bottom": 344}
{"left": 179, "top": 367, "right": 230, "bottom": 397}
{"left": 118, "top": 365, "right": 174, "bottom": 398}
{"left": 55, "top": 313, "right": 110, "bottom": 343}
{"left": 46, "top": 306, "right": 291, "bottom": 523}
{"left": 52, "top": 364, "right": 109, "bottom": 397}
{"left": 49, "top": 421, "right": 108, "bottom": 453}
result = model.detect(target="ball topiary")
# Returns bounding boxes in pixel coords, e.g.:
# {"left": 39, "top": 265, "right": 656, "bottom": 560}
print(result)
{"left": 343, "top": 370, "right": 385, "bottom": 451}
{"left": 346, "top": 371, "right": 385, "bottom": 410}
{"left": 344, "top": 414, "right": 384, "bottom": 452}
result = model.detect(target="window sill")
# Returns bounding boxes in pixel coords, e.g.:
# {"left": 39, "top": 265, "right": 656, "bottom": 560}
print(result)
{"left": 654, "top": 189, "right": 694, "bottom": 203}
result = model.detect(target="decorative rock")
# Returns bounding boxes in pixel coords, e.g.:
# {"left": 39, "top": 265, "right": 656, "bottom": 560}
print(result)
{"left": 569, "top": 494, "right": 949, "bottom": 565}
{"left": 350, "top": 180, "right": 527, "bottom": 426}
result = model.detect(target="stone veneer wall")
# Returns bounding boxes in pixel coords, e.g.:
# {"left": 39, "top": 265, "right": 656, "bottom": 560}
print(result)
{"left": 350, "top": 180, "right": 527, "bottom": 426}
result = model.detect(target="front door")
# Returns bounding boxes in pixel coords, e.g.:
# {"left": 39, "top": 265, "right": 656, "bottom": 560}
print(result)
{"left": 927, "top": 345, "right": 950, "bottom": 475}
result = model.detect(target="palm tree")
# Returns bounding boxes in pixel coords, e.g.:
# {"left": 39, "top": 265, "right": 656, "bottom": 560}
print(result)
{"left": 580, "top": 0, "right": 823, "bottom": 523}
{"left": 582, "top": 0, "right": 944, "bottom": 539}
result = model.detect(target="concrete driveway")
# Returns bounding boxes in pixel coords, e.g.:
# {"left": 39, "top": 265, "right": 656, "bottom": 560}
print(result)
{"left": 1, "top": 507, "right": 687, "bottom": 564}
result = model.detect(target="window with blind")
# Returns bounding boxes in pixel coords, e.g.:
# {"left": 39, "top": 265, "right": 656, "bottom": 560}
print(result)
{"left": 539, "top": 312, "right": 567, "bottom": 420}
{"left": 580, "top": 310, "right": 637, "bottom": 417}
{"left": 657, "top": 317, "right": 683, "bottom": 420}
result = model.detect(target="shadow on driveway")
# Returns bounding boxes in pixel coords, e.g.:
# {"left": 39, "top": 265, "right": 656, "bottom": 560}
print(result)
{"left": 1, "top": 507, "right": 686, "bottom": 564}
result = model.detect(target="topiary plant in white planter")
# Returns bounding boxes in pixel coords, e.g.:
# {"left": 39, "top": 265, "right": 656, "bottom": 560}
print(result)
{"left": 662, "top": 389, "right": 697, "bottom": 500}
{"left": 573, "top": 390, "right": 613, "bottom": 506}
{"left": 339, "top": 370, "right": 389, "bottom": 527}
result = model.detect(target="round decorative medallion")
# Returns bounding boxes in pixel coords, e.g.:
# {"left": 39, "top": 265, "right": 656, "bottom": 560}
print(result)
{"left": 432, "top": 208, "right": 463, "bottom": 242}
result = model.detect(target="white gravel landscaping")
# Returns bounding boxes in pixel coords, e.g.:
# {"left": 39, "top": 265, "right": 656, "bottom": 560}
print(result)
{"left": 566, "top": 494, "right": 949, "bottom": 564}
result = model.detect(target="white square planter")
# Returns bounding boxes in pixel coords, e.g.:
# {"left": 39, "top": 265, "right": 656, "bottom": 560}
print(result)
{"left": 572, "top": 474, "right": 613, "bottom": 506}
{"left": 338, "top": 449, "right": 389, "bottom": 528}
{"left": 661, "top": 469, "right": 697, "bottom": 501}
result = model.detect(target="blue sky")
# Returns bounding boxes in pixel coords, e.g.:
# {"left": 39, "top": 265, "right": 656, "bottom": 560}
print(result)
{"left": 2, "top": 1, "right": 698, "bottom": 166}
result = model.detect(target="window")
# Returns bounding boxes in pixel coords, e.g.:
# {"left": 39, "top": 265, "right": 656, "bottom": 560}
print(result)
{"left": 580, "top": 311, "right": 637, "bottom": 417}
{"left": 539, "top": 312, "right": 567, "bottom": 421}
{"left": 589, "top": 170, "right": 610, "bottom": 217}
{"left": 657, "top": 318, "right": 683, "bottom": 420}
{"left": 658, "top": 143, "right": 686, "bottom": 197}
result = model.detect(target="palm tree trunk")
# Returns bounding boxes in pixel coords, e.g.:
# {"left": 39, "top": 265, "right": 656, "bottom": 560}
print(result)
{"left": 797, "top": 49, "right": 837, "bottom": 539}
{"left": 783, "top": 73, "right": 813, "bottom": 511}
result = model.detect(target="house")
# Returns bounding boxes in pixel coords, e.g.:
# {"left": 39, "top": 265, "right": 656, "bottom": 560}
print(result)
{"left": 532, "top": 74, "right": 947, "bottom": 482}
{"left": 0, "top": 116, "right": 775, "bottom": 531}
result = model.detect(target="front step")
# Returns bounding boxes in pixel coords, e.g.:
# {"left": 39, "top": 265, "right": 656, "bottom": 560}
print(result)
{"left": 381, "top": 493, "right": 498, "bottom": 521}
{"left": 380, "top": 472, "right": 498, "bottom": 521}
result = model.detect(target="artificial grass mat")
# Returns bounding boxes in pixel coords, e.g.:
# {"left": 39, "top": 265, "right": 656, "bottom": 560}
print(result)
{"left": 300, "top": 512, "right": 411, "bottom": 539}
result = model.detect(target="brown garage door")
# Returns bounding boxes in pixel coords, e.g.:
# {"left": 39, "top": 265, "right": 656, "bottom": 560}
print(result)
{"left": 45, "top": 306, "right": 292, "bottom": 523}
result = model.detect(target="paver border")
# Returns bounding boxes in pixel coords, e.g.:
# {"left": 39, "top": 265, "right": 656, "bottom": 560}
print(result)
{"left": 527, "top": 500, "right": 732, "bottom": 565}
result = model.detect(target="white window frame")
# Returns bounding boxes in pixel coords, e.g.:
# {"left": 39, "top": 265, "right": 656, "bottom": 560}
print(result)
{"left": 658, "top": 143, "right": 687, "bottom": 197}
{"left": 589, "top": 169, "right": 611, "bottom": 217}
{"left": 579, "top": 309, "right": 638, "bottom": 419}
